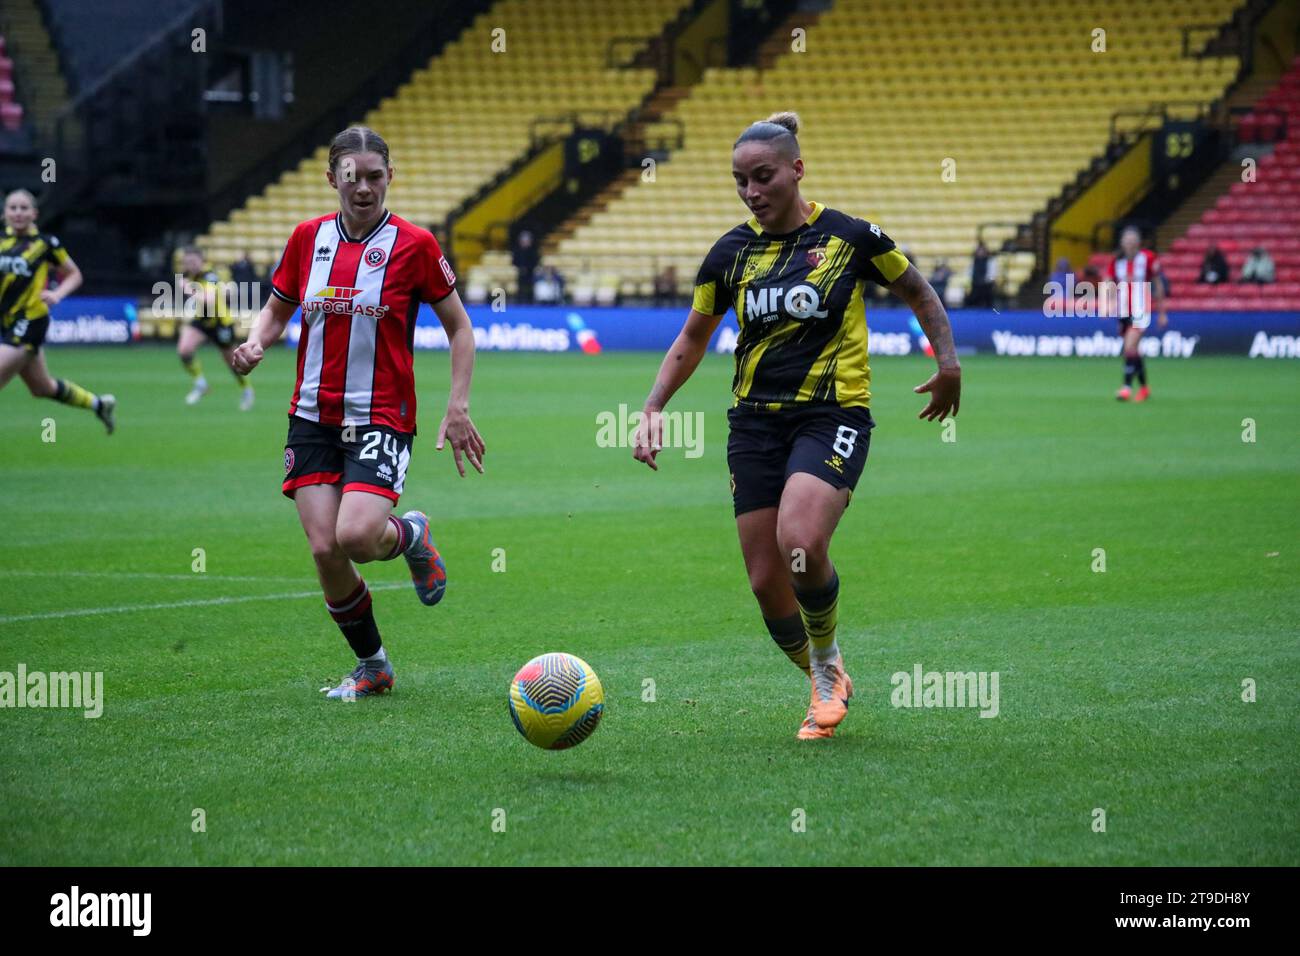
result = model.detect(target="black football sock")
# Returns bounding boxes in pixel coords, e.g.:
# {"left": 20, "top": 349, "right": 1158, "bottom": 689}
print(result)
{"left": 1135, "top": 356, "right": 1147, "bottom": 386}
{"left": 764, "top": 613, "right": 811, "bottom": 676}
{"left": 1123, "top": 357, "right": 1137, "bottom": 386}
{"left": 326, "top": 578, "right": 382, "bottom": 658}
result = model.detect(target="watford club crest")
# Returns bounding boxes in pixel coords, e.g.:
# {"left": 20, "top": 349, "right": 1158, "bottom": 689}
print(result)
{"left": 806, "top": 246, "right": 827, "bottom": 269}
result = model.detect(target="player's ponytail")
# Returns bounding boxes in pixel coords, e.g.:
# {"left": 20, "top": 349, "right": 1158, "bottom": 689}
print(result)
{"left": 734, "top": 111, "right": 800, "bottom": 158}
{"left": 328, "top": 126, "right": 391, "bottom": 171}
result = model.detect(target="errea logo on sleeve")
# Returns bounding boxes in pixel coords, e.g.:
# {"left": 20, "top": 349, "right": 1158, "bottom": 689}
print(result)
{"left": 438, "top": 255, "right": 456, "bottom": 285}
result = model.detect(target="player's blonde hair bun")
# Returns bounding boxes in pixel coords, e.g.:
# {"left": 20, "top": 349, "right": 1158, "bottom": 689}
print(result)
{"left": 763, "top": 111, "right": 800, "bottom": 135}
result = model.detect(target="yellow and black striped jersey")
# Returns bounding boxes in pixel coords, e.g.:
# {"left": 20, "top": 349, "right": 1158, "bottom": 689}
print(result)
{"left": 0, "top": 226, "right": 72, "bottom": 324}
{"left": 184, "top": 265, "right": 233, "bottom": 324}
{"left": 692, "top": 201, "right": 909, "bottom": 409}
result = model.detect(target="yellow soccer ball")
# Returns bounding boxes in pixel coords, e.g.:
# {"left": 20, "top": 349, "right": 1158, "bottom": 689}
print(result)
{"left": 509, "top": 652, "right": 604, "bottom": 750}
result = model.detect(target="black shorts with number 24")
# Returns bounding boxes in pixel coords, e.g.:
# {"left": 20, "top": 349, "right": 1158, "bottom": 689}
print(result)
{"left": 282, "top": 415, "right": 413, "bottom": 503}
{"left": 726, "top": 403, "right": 875, "bottom": 517}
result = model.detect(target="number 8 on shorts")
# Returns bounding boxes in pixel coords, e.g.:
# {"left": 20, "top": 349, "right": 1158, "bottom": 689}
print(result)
{"left": 832, "top": 425, "right": 858, "bottom": 458}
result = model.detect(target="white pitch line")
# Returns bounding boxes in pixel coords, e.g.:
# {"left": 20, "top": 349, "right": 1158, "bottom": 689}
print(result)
{"left": 0, "top": 583, "right": 407, "bottom": 624}
{"left": 2, "top": 570, "right": 318, "bottom": 584}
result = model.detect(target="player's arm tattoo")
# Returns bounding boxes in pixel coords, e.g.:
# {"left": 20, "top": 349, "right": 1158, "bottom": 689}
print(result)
{"left": 890, "top": 265, "right": 959, "bottom": 369}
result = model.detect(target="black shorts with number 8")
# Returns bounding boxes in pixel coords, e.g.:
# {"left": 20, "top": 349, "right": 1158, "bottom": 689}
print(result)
{"left": 281, "top": 415, "right": 413, "bottom": 503}
{"left": 726, "top": 404, "right": 875, "bottom": 517}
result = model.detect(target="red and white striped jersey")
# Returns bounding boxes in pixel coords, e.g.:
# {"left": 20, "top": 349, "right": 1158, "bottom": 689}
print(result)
{"left": 1105, "top": 249, "right": 1161, "bottom": 320}
{"left": 270, "top": 210, "right": 456, "bottom": 433}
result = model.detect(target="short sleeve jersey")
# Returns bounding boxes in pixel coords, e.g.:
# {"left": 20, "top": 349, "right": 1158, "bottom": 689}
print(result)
{"left": 183, "top": 264, "right": 233, "bottom": 325}
{"left": 270, "top": 210, "right": 456, "bottom": 433}
{"left": 0, "top": 227, "right": 72, "bottom": 324}
{"left": 692, "top": 201, "right": 909, "bottom": 409}
{"left": 1105, "top": 249, "right": 1161, "bottom": 320}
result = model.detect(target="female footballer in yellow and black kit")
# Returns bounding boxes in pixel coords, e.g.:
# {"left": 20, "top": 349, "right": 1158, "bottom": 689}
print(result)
{"left": 0, "top": 189, "right": 115, "bottom": 433}
{"left": 633, "top": 112, "right": 961, "bottom": 740}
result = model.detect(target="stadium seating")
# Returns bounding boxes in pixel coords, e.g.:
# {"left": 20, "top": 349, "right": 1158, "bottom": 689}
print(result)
{"left": 1147, "top": 56, "right": 1300, "bottom": 312}
{"left": 0, "top": 36, "right": 21, "bottom": 132}
{"left": 472, "top": 0, "right": 1242, "bottom": 304}
{"left": 199, "top": 0, "right": 691, "bottom": 274}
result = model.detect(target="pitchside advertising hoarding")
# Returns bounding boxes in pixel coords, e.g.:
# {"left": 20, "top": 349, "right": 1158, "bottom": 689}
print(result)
{"left": 43, "top": 297, "right": 138, "bottom": 344}
{"left": 46, "top": 298, "right": 1300, "bottom": 357}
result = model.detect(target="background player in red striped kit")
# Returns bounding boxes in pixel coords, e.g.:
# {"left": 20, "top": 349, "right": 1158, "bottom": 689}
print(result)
{"left": 1106, "top": 224, "right": 1168, "bottom": 402}
{"left": 232, "top": 126, "right": 486, "bottom": 699}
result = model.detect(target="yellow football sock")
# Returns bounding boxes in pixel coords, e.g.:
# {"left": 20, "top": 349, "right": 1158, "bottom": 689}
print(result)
{"left": 795, "top": 571, "right": 840, "bottom": 660}
{"left": 182, "top": 355, "right": 203, "bottom": 379}
{"left": 53, "top": 379, "right": 98, "bottom": 410}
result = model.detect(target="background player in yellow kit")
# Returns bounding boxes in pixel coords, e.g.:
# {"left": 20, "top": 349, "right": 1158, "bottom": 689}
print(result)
{"left": 0, "top": 189, "right": 115, "bottom": 433}
{"left": 176, "top": 245, "right": 255, "bottom": 411}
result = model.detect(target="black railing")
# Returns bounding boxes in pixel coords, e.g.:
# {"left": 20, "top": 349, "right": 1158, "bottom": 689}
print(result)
{"left": 1109, "top": 100, "right": 1215, "bottom": 143}
{"left": 528, "top": 111, "right": 627, "bottom": 149}
{"left": 606, "top": 35, "right": 654, "bottom": 69}
{"left": 1181, "top": 21, "right": 1227, "bottom": 58}
{"left": 624, "top": 116, "right": 685, "bottom": 155}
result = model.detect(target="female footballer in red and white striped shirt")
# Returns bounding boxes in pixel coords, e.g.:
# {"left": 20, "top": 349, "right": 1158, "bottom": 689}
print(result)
{"left": 1105, "top": 225, "right": 1168, "bottom": 401}
{"left": 232, "top": 126, "right": 486, "bottom": 699}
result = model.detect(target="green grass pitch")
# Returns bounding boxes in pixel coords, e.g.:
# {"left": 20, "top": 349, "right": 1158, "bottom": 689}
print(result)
{"left": 1, "top": 345, "right": 1296, "bottom": 865}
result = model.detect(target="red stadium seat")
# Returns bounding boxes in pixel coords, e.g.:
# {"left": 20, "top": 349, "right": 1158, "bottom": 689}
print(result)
{"left": 0, "top": 102, "right": 23, "bottom": 132}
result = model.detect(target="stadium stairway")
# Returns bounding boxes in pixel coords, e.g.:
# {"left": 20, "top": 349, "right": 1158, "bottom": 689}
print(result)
{"left": 523, "top": 0, "right": 1243, "bottom": 308}
{"left": 199, "top": 0, "right": 694, "bottom": 278}
{"left": 1089, "top": 54, "right": 1300, "bottom": 310}
{"left": 1157, "top": 37, "right": 1291, "bottom": 247}
{"left": 1155, "top": 56, "right": 1300, "bottom": 311}
{"left": 503, "top": 5, "right": 820, "bottom": 294}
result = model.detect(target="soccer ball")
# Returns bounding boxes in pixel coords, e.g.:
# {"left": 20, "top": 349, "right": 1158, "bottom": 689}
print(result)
{"left": 509, "top": 652, "right": 604, "bottom": 750}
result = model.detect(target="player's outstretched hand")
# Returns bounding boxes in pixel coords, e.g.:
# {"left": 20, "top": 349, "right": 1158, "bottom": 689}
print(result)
{"left": 437, "top": 407, "right": 485, "bottom": 477}
{"left": 914, "top": 365, "right": 962, "bottom": 421}
{"left": 231, "top": 341, "right": 263, "bottom": 375}
{"left": 632, "top": 407, "right": 663, "bottom": 471}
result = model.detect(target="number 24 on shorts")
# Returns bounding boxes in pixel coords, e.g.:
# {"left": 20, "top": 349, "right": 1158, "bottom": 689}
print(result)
{"left": 357, "top": 429, "right": 404, "bottom": 466}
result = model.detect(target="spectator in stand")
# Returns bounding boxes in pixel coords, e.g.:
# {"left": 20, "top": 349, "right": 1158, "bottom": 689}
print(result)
{"left": 230, "top": 250, "right": 261, "bottom": 308}
{"left": 1197, "top": 244, "right": 1229, "bottom": 284}
{"left": 512, "top": 230, "right": 540, "bottom": 304}
{"left": 534, "top": 265, "right": 565, "bottom": 304}
{"left": 967, "top": 240, "right": 995, "bottom": 308}
{"left": 929, "top": 259, "right": 952, "bottom": 302}
{"left": 1042, "top": 257, "right": 1072, "bottom": 312}
{"left": 1047, "top": 256, "right": 1072, "bottom": 289}
{"left": 653, "top": 264, "right": 678, "bottom": 306}
{"left": 1240, "top": 246, "right": 1275, "bottom": 284}
{"left": 230, "top": 250, "right": 257, "bottom": 287}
